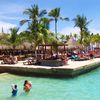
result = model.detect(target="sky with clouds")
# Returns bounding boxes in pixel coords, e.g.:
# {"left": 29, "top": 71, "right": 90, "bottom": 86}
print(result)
{"left": 0, "top": 0, "right": 100, "bottom": 35}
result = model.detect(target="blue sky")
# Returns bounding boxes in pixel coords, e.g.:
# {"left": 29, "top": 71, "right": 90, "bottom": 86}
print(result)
{"left": 0, "top": 0, "right": 100, "bottom": 35}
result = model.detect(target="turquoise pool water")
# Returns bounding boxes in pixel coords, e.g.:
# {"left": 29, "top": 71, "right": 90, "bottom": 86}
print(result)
{"left": 0, "top": 67, "right": 100, "bottom": 100}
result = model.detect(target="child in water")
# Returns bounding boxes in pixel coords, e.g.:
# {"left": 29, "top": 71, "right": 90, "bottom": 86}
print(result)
{"left": 23, "top": 80, "right": 32, "bottom": 92}
{"left": 11, "top": 84, "right": 18, "bottom": 96}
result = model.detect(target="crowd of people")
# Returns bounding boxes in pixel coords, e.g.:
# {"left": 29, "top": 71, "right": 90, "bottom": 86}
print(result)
{"left": 11, "top": 80, "right": 32, "bottom": 97}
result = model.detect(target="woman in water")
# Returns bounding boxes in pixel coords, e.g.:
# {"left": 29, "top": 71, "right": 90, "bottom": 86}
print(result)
{"left": 23, "top": 80, "right": 32, "bottom": 92}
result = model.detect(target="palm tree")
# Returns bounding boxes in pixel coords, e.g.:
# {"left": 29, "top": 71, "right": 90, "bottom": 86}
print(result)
{"left": 48, "top": 8, "right": 69, "bottom": 38}
{"left": 18, "top": 31, "right": 34, "bottom": 44}
{"left": 91, "top": 33, "right": 100, "bottom": 44}
{"left": 20, "top": 4, "right": 47, "bottom": 32}
{"left": 40, "top": 17, "right": 52, "bottom": 30}
{"left": 66, "top": 35, "right": 70, "bottom": 41}
{"left": 82, "top": 31, "right": 91, "bottom": 47}
{"left": 73, "top": 15, "right": 91, "bottom": 44}
{"left": 0, "top": 33, "right": 10, "bottom": 45}
{"left": 20, "top": 4, "right": 47, "bottom": 49}
{"left": 60, "top": 34, "right": 66, "bottom": 42}
{"left": 73, "top": 33, "right": 78, "bottom": 41}
{"left": 8, "top": 27, "right": 19, "bottom": 49}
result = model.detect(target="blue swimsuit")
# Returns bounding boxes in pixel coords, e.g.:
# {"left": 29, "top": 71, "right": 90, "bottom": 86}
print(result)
{"left": 12, "top": 89, "right": 18, "bottom": 96}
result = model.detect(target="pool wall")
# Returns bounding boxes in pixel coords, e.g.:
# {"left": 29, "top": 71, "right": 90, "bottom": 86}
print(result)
{"left": 0, "top": 61, "right": 100, "bottom": 77}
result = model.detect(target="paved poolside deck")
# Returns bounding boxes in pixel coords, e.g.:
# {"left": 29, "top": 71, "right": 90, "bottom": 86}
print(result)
{"left": 0, "top": 58, "right": 100, "bottom": 77}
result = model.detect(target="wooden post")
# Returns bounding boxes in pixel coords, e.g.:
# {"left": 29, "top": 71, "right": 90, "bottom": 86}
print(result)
{"left": 51, "top": 45, "right": 53, "bottom": 58}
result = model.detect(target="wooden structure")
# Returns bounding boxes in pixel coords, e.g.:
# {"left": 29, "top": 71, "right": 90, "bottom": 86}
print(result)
{"left": 37, "top": 44, "right": 68, "bottom": 60}
{"left": 37, "top": 44, "right": 68, "bottom": 66}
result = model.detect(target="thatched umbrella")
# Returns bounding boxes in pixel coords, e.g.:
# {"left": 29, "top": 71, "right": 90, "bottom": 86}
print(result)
{"left": 23, "top": 42, "right": 32, "bottom": 50}
{"left": 17, "top": 42, "right": 34, "bottom": 50}
{"left": 16, "top": 45, "right": 24, "bottom": 50}
{"left": 67, "top": 37, "right": 79, "bottom": 49}
{"left": 58, "top": 45, "right": 68, "bottom": 53}
{"left": 1, "top": 45, "right": 10, "bottom": 49}
{"left": 0, "top": 45, "right": 3, "bottom": 50}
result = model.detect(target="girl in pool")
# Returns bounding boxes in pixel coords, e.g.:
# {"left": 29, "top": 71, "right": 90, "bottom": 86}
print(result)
{"left": 23, "top": 80, "right": 32, "bottom": 92}
{"left": 11, "top": 84, "right": 18, "bottom": 96}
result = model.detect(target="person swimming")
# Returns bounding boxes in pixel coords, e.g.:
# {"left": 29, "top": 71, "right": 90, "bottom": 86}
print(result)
{"left": 23, "top": 80, "right": 32, "bottom": 92}
{"left": 11, "top": 84, "right": 18, "bottom": 96}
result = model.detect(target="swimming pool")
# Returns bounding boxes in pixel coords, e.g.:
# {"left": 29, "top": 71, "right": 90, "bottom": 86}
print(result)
{"left": 0, "top": 67, "right": 100, "bottom": 100}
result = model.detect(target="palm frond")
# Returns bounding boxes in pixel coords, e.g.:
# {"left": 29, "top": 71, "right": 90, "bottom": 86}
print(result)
{"left": 20, "top": 20, "right": 30, "bottom": 26}
{"left": 39, "top": 10, "right": 47, "bottom": 17}
{"left": 60, "top": 17, "right": 69, "bottom": 21}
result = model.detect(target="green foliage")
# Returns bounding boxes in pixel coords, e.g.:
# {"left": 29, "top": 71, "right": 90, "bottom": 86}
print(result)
{"left": 82, "top": 31, "right": 91, "bottom": 46}
{"left": 48, "top": 8, "right": 69, "bottom": 38}
{"left": 40, "top": 17, "right": 52, "bottom": 30}
{"left": 0, "top": 5, "right": 97, "bottom": 50}
{"left": 9, "top": 27, "right": 19, "bottom": 44}
{"left": 18, "top": 31, "right": 33, "bottom": 43}
{"left": 20, "top": 4, "right": 52, "bottom": 49}
{"left": 90, "top": 33, "right": 100, "bottom": 44}
{"left": 0, "top": 34, "right": 10, "bottom": 45}
{"left": 73, "top": 15, "right": 92, "bottom": 44}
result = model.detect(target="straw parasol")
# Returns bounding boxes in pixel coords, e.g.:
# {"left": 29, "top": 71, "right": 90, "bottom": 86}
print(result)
{"left": 67, "top": 37, "right": 79, "bottom": 49}
{"left": 18, "top": 42, "right": 34, "bottom": 50}
{"left": 0, "top": 45, "right": 10, "bottom": 50}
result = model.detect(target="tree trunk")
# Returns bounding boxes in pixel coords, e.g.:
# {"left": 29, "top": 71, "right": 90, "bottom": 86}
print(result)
{"left": 13, "top": 45, "right": 16, "bottom": 49}
{"left": 55, "top": 19, "right": 57, "bottom": 38}
{"left": 80, "top": 29, "right": 83, "bottom": 44}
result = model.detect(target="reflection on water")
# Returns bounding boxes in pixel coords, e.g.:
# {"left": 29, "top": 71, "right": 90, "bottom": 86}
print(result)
{"left": 0, "top": 67, "right": 100, "bottom": 100}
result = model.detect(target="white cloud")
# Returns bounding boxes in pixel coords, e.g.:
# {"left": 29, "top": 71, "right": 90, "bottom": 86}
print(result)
{"left": 90, "top": 29, "right": 100, "bottom": 34}
{"left": 60, "top": 27, "right": 100, "bottom": 35}
{"left": 0, "top": 4, "right": 25, "bottom": 14}
{"left": 60, "top": 27, "right": 80, "bottom": 35}
{"left": 0, "top": 3, "right": 25, "bottom": 21}
{"left": 0, "top": 15, "right": 23, "bottom": 21}
{"left": 0, "top": 21, "right": 16, "bottom": 33}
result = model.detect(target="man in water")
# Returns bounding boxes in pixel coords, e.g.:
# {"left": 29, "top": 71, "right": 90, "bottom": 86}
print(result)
{"left": 23, "top": 80, "right": 32, "bottom": 92}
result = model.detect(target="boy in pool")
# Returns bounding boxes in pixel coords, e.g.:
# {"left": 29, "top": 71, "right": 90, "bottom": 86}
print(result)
{"left": 11, "top": 84, "right": 18, "bottom": 96}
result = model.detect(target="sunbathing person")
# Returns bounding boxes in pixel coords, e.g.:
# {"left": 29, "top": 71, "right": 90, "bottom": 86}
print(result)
{"left": 12, "top": 56, "right": 18, "bottom": 64}
{"left": 1, "top": 55, "right": 18, "bottom": 64}
{"left": 1, "top": 56, "right": 11, "bottom": 64}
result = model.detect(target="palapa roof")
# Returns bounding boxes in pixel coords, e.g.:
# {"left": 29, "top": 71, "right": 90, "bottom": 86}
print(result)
{"left": 67, "top": 37, "right": 79, "bottom": 49}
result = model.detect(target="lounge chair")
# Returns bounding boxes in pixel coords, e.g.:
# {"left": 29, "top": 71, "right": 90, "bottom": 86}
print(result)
{"left": 74, "top": 55, "right": 89, "bottom": 61}
{"left": 70, "top": 55, "right": 79, "bottom": 61}
{"left": 94, "top": 54, "right": 100, "bottom": 58}
{"left": 23, "top": 57, "right": 37, "bottom": 65}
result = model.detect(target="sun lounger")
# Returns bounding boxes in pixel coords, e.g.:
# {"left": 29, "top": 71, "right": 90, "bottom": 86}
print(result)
{"left": 70, "top": 55, "right": 79, "bottom": 61}
{"left": 74, "top": 57, "right": 89, "bottom": 61}
{"left": 94, "top": 54, "right": 100, "bottom": 58}
{"left": 23, "top": 57, "right": 37, "bottom": 65}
